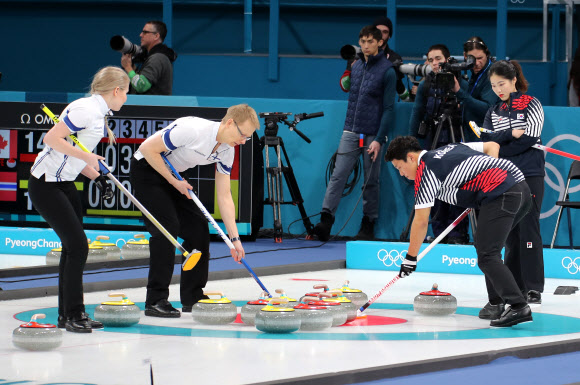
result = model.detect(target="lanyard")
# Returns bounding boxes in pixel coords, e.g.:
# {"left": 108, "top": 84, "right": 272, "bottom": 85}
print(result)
{"left": 469, "top": 60, "right": 491, "bottom": 95}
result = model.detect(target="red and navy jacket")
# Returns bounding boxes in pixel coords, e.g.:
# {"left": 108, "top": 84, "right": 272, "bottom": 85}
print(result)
{"left": 481, "top": 91, "right": 545, "bottom": 178}
{"left": 414, "top": 143, "right": 525, "bottom": 210}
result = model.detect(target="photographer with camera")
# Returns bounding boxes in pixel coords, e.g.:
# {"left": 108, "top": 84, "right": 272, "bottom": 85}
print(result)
{"left": 452, "top": 36, "right": 499, "bottom": 141}
{"left": 407, "top": 44, "right": 469, "bottom": 244}
{"left": 119, "top": 21, "right": 177, "bottom": 95}
{"left": 314, "top": 25, "right": 396, "bottom": 241}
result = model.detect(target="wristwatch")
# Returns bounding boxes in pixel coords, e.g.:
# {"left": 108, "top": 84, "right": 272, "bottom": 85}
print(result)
{"left": 230, "top": 237, "right": 241, "bottom": 243}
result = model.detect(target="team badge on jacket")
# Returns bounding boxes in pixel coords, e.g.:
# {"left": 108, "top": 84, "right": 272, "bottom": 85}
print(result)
{"left": 517, "top": 113, "right": 524, "bottom": 119}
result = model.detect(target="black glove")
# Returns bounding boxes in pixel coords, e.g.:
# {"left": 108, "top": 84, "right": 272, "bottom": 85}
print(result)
{"left": 346, "top": 59, "right": 355, "bottom": 71}
{"left": 95, "top": 174, "right": 114, "bottom": 201}
{"left": 399, "top": 254, "right": 417, "bottom": 278}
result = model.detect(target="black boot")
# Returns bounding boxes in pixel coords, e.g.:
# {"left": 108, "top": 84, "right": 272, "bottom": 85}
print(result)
{"left": 313, "top": 212, "right": 334, "bottom": 241}
{"left": 355, "top": 216, "right": 375, "bottom": 241}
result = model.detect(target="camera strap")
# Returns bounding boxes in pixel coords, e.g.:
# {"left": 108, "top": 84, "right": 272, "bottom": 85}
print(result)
{"left": 469, "top": 60, "right": 491, "bottom": 96}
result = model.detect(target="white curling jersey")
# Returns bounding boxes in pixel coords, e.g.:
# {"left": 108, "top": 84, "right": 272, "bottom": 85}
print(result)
{"left": 31, "top": 94, "right": 111, "bottom": 181}
{"left": 134, "top": 117, "right": 234, "bottom": 175}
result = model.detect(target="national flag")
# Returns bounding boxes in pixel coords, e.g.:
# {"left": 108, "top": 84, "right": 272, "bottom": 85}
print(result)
{"left": 0, "top": 130, "right": 17, "bottom": 159}
{"left": 0, "top": 172, "right": 17, "bottom": 201}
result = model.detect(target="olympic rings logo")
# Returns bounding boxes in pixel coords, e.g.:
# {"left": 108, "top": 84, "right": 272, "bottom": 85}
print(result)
{"left": 377, "top": 249, "right": 406, "bottom": 267}
{"left": 562, "top": 256, "right": 580, "bottom": 274}
{"left": 541, "top": 134, "right": 580, "bottom": 219}
{"left": 510, "top": 0, "right": 525, "bottom": 3}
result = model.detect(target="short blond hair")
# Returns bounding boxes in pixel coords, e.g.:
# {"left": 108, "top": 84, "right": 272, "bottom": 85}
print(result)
{"left": 222, "top": 104, "right": 260, "bottom": 130}
{"left": 90, "top": 66, "right": 129, "bottom": 145}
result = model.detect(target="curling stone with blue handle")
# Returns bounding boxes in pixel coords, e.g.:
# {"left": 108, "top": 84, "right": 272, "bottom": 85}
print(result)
{"left": 121, "top": 234, "right": 150, "bottom": 260}
{"left": 255, "top": 298, "right": 301, "bottom": 334}
{"left": 191, "top": 291, "right": 238, "bottom": 325}
{"left": 94, "top": 292, "right": 141, "bottom": 327}
{"left": 13, "top": 314, "right": 63, "bottom": 351}
{"left": 413, "top": 283, "right": 458, "bottom": 316}
{"left": 293, "top": 296, "right": 333, "bottom": 331}
{"left": 240, "top": 291, "right": 271, "bottom": 326}
{"left": 333, "top": 280, "right": 368, "bottom": 308}
{"left": 90, "top": 235, "right": 122, "bottom": 260}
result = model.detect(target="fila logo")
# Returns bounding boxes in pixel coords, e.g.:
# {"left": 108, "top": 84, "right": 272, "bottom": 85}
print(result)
{"left": 517, "top": 113, "right": 524, "bottom": 119}
{"left": 527, "top": 242, "right": 532, "bottom": 248}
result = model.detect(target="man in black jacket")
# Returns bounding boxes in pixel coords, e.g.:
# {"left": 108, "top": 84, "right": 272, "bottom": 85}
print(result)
{"left": 373, "top": 16, "right": 409, "bottom": 101}
{"left": 121, "top": 20, "right": 177, "bottom": 95}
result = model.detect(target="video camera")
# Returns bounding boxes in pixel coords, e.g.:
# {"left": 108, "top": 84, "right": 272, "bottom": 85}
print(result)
{"left": 259, "top": 112, "right": 324, "bottom": 143}
{"left": 433, "top": 54, "right": 476, "bottom": 92}
{"left": 340, "top": 45, "right": 361, "bottom": 61}
{"left": 110, "top": 35, "right": 147, "bottom": 63}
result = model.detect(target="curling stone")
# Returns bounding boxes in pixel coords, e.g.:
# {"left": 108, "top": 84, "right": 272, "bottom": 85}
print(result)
{"left": 90, "top": 236, "right": 122, "bottom": 260}
{"left": 94, "top": 292, "right": 141, "bottom": 327}
{"left": 298, "top": 283, "right": 330, "bottom": 303}
{"left": 293, "top": 296, "right": 333, "bottom": 331}
{"left": 255, "top": 298, "right": 301, "bottom": 334}
{"left": 191, "top": 291, "right": 238, "bottom": 325}
{"left": 12, "top": 314, "right": 63, "bottom": 351}
{"left": 121, "top": 234, "right": 150, "bottom": 260}
{"left": 85, "top": 239, "right": 108, "bottom": 263}
{"left": 324, "top": 290, "right": 358, "bottom": 323}
{"left": 413, "top": 283, "right": 457, "bottom": 316}
{"left": 333, "top": 280, "right": 368, "bottom": 308}
{"left": 45, "top": 248, "right": 62, "bottom": 265}
{"left": 272, "top": 288, "right": 297, "bottom": 308}
{"left": 317, "top": 293, "right": 348, "bottom": 327}
{"left": 240, "top": 291, "right": 272, "bottom": 326}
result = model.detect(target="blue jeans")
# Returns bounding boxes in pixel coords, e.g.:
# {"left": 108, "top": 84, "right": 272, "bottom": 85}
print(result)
{"left": 321, "top": 131, "right": 382, "bottom": 220}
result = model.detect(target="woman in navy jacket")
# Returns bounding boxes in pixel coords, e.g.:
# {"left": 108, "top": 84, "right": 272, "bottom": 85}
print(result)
{"left": 479, "top": 60, "right": 545, "bottom": 319}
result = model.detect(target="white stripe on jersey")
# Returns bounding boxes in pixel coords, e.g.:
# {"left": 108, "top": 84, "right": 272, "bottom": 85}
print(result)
{"left": 490, "top": 97, "right": 543, "bottom": 139}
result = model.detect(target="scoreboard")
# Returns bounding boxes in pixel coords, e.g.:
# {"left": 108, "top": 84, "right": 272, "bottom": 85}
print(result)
{"left": 0, "top": 102, "right": 262, "bottom": 235}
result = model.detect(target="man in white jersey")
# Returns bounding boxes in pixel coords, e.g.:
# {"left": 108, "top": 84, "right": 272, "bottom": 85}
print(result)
{"left": 385, "top": 136, "right": 533, "bottom": 328}
{"left": 130, "top": 104, "right": 260, "bottom": 317}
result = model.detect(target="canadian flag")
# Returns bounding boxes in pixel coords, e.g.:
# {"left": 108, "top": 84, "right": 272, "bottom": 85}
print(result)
{"left": 0, "top": 130, "right": 17, "bottom": 159}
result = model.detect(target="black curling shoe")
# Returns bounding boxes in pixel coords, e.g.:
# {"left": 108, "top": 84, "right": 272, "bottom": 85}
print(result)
{"left": 65, "top": 315, "right": 93, "bottom": 333}
{"left": 490, "top": 305, "right": 533, "bottom": 327}
{"left": 58, "top": 313, "right": 103, "bottom": 329}
{"left": 478, "top": 302, "right": 505, "bottom": 320}
{"left": 527, "top": 290, "right": 542, "bottom": 304}
{"left": 145, "top": 299, "right": 181, "bottom": 318}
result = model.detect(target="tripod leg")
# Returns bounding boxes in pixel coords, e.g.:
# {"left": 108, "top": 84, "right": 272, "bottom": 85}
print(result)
{"left": 273, "top": 144, "right": 284, "bottom": 242}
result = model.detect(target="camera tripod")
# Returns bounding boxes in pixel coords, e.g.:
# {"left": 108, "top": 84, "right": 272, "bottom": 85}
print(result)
{"left": 400, "top": 108, "right": 477, "bottom": 241}
{"left": 259, "top": 112, "right": 324, "bottom": 243}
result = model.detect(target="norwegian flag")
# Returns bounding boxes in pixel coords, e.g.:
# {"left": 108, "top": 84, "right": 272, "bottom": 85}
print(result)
{"left": 0, "top": 130, "right": 17, "bottom": 159}
{"left": 0, "top": 172, "right": 16, "bottom": 201}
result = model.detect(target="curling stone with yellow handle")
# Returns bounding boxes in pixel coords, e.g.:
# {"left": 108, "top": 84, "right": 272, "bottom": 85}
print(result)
{"left": 317, "top": 293, "right": 348, "bottom": 326}
{"left": 255, "top": 298, "right": 301, "bottom": 334}
{"left": 293, "top": 296, "right": 333, "bottom": 331}
{"left": 333, "top": 280, "right": 368, "bottom": 308}
{"left": 94, "top": 293, "right": 141, "bottom": 327}
{"left": 121, "top": 234, "right": 150, "bottom": 260}
{"left": 85, "top": 239, "right": 108, "bottom": 262}
{"left": 240, "top": 291, "right": 272, "bottom": 326}
{"left": 12, "top": 314, "right": 63, "bottom": 351}
{"left": 90, "top": 235, "right": 122, "bottom": 260}
{"left": 191, "top": 291, "right": 238, "bottom": 325}
{"left": 45, "top": 247, "right": 62, "bottom": 265}
{"left": 414, "top": 283, "right": 458, "bottom": 316}
{"left": 324, "top": 290, "right": 358, "bottom": 323}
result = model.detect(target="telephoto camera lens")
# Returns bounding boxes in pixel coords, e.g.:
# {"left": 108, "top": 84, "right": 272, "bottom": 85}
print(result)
{"left": 110, "top": 35, "right": 143, "bottom": 56}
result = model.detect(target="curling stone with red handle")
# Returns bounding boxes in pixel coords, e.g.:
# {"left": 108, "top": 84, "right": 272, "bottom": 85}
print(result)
{"left": 333, "top": 280, "right": 368, "bottom": 308}
{"left": 191, "top": 291, "right": 238, "bottom": 325}
{"left": 94, "top": 292, "right": 141, "bottom": 327}
{"left": 255, "top": 298, "right": 301, "bottom": 334}
{"left": 294, "top": 296, "right": 333, "bottom": 331}
{"left": 317, "top": 293, "right": 348, "bottom": 327}
{"left": 121, "top": 234, "right": 150, "bottom": 260}
{"left": 298, "top": 283, "right": 330, "bottom": 302}
{"left": 240, "top": 291, "right": 271, "bottom": 326}
{"left": 90, "top": 235, "right": 122, "bottom": 260}
{"left": 413, "top": 283, "right": 458, "bottom": 316}
{"left": 12, "top": 314, "right": 63, "bottom": 351}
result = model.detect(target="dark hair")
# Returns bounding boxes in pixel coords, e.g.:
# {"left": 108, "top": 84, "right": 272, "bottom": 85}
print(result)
{"left": 569, "top": 47, "right": 580, "bottom": 96}
{"left": 373, "top": 16, "right": 393, "bottom": 38}
{"left": 489, "top": 60, "right": 529, "bottom": 93}
{"left": 463, "top": 36, "right": 491, "bottom": 58}
{"left": 427, "top": 44, "right": 450, "bottom": 59}
{"left": 385, "top": 136, "right": 423, "bottom": 162}
{"left": 359, "top": 25, "right": 383, "bottom": 43}
{"left": 147, "top": 20, "right": 167, "bottom": 41}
